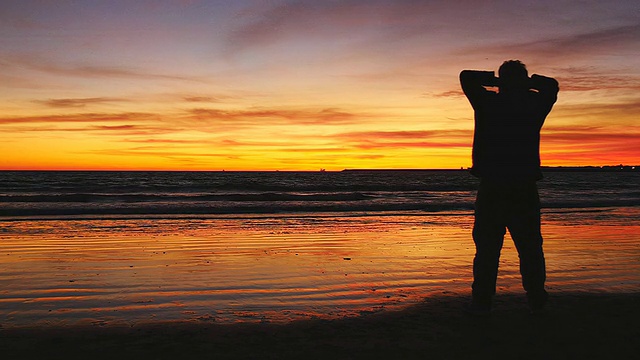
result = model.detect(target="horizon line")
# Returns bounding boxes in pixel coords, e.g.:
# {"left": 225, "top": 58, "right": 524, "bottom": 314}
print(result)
{"left": 0, "top": 165, "right": 638, "bottom": 172}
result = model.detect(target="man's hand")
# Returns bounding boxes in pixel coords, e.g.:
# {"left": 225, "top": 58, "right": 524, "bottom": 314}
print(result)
{"left": 529, "top": 74, "right": 559, "bottom": 91}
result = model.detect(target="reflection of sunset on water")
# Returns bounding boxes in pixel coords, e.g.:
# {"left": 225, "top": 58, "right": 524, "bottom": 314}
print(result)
{"left": 1, "top": 211, "right": 638, "bottom": 328}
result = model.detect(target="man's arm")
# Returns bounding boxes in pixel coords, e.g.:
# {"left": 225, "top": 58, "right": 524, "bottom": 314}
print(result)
{"left": 460, "top": 70, "right": 498, "bottom": 109}
{"left": 529, "top": 74, "right": 559, "bottom": 104}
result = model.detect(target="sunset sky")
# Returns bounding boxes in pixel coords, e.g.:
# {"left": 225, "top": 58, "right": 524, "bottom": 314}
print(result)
{"left": 1, "top": 0, "right": 639, "bottom": 170}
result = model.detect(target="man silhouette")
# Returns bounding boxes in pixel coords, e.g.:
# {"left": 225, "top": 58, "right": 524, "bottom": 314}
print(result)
{"left": 460, "top": 60, "right": 559, "bottom": 315}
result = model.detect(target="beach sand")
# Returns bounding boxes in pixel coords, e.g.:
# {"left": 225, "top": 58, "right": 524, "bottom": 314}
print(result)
{"left": 2, "top": 292, "right": 639, "bottom": 360}
{"left": 1, "top": 212, "right": 639, "bottom": 359}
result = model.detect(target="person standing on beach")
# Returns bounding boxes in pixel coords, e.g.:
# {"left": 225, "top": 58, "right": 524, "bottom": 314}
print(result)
{"left": 460, "top": 60, "right": 559, "bottom": 315}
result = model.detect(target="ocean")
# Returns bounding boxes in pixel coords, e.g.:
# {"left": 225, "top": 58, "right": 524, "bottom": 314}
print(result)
{"left": 1, "top": 170, "right": 639, "bottom": 218}
{"left": 1, "top": 170, "right": 639, "bottom": 327}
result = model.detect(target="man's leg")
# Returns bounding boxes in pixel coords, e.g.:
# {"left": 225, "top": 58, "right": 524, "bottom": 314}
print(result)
{"left": 507, "top": 183, "right": 548, "bottom": 311}
{"left": 471, "top": 181, "right": 506, "bottom": 309}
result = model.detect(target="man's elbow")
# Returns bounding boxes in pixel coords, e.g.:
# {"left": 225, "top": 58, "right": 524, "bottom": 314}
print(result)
{"left": 460, "top": 70, "right": 478, "bottom": 88}
{"left": 532, "top": 74, "right": 559, "bottom": 92}
{"left": 460, "top": 70, "right": 473, "bottom": 82}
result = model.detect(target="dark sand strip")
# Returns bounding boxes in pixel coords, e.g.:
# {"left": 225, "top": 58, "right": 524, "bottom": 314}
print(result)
{"left": 2, "top": 292, "right": 638, "bottom": 360}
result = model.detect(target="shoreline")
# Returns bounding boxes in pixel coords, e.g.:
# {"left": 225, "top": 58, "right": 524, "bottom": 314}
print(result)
{"left": 2, "top": 212, "right": 638, "bottom": 330}
{"left": 3, "top": 292, "right": 639, "bottom": 359}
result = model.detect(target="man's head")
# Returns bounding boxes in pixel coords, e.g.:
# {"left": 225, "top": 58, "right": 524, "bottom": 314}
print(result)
{"left": 498, "top": 60, "right": 529, "bottom": 92}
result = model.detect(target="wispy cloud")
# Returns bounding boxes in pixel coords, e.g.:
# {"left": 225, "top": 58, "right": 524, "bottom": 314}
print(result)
{"left": 35, "top": 97, "right": 128, "bottom": 108}
{"left": 542, "top": 125, "right": 640, "bottom": 163}
{"left": 335, "top": 129, "right": 471, "bottom": 140}
{"left": 226, "top": 0, "right": 464, "bottom": 55}
{"left": 0, "top": 112, "right": 179, "bottom": 137}
{"left": 553, "top": 98, "right": 640, "bottom": 119}
{"left": 543, "top": 126, "right": 640, "bottom": 142}
{"left": 187, "top": 107, "right": 367, "bottom": 127}
{"left": 534, "top": 24, "right": 640, "bottom": 56}
{"left": 87, "top": 124, "right": 178, "bottom": 136}
{"left": 87, "top": 147, "right": 236, "bottom": 160}
{"left": 0, "top": 112, "right": 158, "bottom": 125}
{"left": 228, "top": 1, "right": 356, "bottom": 52}
{"left": 553, "top": 67, "right": 640, "bottom": 92}
{"left": 0, "top": 106, "right": 381, "bottom": 138}
{"left": 430, "top": 90, "right": 465, "bottom": 98}
{"left": 333, "top": 129, "right": 472, "bottom": 149}
{"left": 121, "top": 138, "right": 209, "bottom": 144}
{"left": 183, "top": 96, "right": 224, "bottom": 103}
{"left": 461, "top": 23, "right": 640, "bottom": 62}
{"left": 543, "top": 142, "right": 640, "bottom": 164}
{"left": 1, "top": 124, "right": 178, "bottom": 137}
{"left": 3, "top": 55, "right": 206, "bottom": 83}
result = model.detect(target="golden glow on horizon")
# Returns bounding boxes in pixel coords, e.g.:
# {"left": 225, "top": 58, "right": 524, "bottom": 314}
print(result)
{"left": 1, "top": 1, "right": 639, "bottom": 170}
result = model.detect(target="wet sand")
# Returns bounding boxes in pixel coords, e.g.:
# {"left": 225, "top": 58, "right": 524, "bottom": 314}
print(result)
{"left": 1, "top": 211, "right": 639, "bottom": 358}
{"left": 2, "top": 292, "right": 639, "bottom": 359}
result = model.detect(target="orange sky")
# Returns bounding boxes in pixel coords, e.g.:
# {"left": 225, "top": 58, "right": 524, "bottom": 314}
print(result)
{"left": 1, "top": 1, "right": 639, "bottom": 170}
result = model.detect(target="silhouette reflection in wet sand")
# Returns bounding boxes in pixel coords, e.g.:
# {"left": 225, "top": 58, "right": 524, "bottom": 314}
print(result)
{"left": 460, "top": 60, "right": 559, "bottom": 315}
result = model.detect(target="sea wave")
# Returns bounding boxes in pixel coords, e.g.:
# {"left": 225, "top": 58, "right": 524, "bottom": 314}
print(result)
{"left": 0, "top": 191, "right": 373, "bottom": 203}
{"left": 0, "top": 198, "right": 473, "bottom": 217}
{"left": 2, "top": 198, "right": 639, "bottom": 218}
{"left": 1, "top": 170, "right": 638, "bottom": 218}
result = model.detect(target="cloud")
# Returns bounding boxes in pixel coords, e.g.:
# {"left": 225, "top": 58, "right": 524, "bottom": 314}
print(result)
{"left": 430, "top": 90, "right": 465, "bottom": 98}
{"left": 183, "top": 96, "right": 223, "bottom": 103}
{"left": 122, "top": 138, "right": 209, "bottom": 144}
{"left": 227, "top": 1, "right": 355, "bottom": 52}
{"left": 221, "top": 0, "right": 640, "bottom": 93}
{"left": 537, "top": 24, "right": 640, "bottom": 56}
{"left": 90, "top": 124, "right": 139, "bottom": 131}
{"left": 553, "top": 67, "right": 640, "bottom": 92}
{"left": 0, "top": 112, "right": 159, "bottom": 125}
{"left": 35, "top": 97, "right": 128, "bottom": 108}
{"left": 543, "top": 126, "right": 640, "bottom": 142}
{"left": 0, "top": 106, "right": 382, "bottom": 138}
{"left": 0, "top": 112, "right": 179, "bottom": 137}
{"left": 187, "top": 107, "right": 366, "bottom": 126}
{"left": 553, "top": 99, "right": 640, "bottom": 119}
{"left": 227, "top": 1, "right": 640, "bottom": 57}
{"left": 543, "top": 143, "right": 640, "bottom": 164}
{"left": 541, "top": 125, "right": 640, "bottom": 164}
{"left": 431, "top": 66, "right": 640, "bottom": 100}
{"left": 335, "top": 129, "right": 471, "bottom": 140}
{"left": 226, "top": 0, "right": 465, "bottom": 55}
{"left": 542, "top": 125, "right": 604, "bottom": 133}
{"left": 217, "top": 138, "right": 320, "bottom": 148}
{"left": 461, "top": 23, "right": 640, "bottom": 62}
{"left": 1, "top": 124, "right": 177, "bottom": 137}
{"left": 87, "top": 147, "right": 236, "bottom": 160}
{"left": 333, "top": 129, "right": 472, "bottom": 149}
{"left": 3, "top": 55, "right": 206, "bottom": 83}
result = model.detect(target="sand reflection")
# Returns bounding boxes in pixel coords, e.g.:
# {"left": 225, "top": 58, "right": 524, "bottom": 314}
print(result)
{"left": 1, "top": 211, "right": 638, "bottom": 328}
